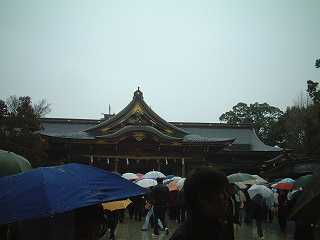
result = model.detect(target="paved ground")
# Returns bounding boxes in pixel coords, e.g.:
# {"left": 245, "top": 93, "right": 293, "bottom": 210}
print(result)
{"left": 101, "top": 217, "right": 295, "bottom": 240}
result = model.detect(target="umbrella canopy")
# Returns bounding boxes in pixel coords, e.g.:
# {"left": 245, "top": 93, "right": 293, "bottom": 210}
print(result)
{"left": 122, "top": 172, "right": 138, "bottom": 181}
{"left": 0, "top": 163, "right": 145, "bottom": 225}
{"left": 290, "top": 174, "right": 320, "bottom": 222}
{"left": 227, "top": 173, "right": 256, "bottom": 183}
{"left": 177, "top": 178, "right": 186, "bottom": 190}
{"left": 164, "top": 176, "right": 181, "bottom": 184}
{"left": 294, "top": 174, "right": 313, "bottom": 188}
{"left": 272, "top": 182, "right": 294, "bottom": 190}
{"left": 234, "top": 182, "right": 247, "bottom": 189}
{"left": 248, "top": 184, "right": 273, "bottom": 199}
{"left": 251, "top": 175, "right": 268, "bottom": 184}
{"left": 164, "top": 175, "right": 175, "bottom": 180}
{"left": 144, "top": 171, "right": 166, "bottom": 179}
{"left": 102, "top": 199, "right": 132, "bottom": 211}
{"left": 278, "top": 178, "right": 295, "bottom": 184}
{"left": 0, "top": 150, "right": 32, "bottom": 177}
{"left": 135, "top": 178, "right": 157, "bottom": 188}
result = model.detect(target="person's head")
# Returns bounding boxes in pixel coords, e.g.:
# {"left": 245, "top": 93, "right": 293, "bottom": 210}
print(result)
{"left": 184, "top": 167, "right": 229, "bottom": 221}
{"left": 156, "top": 178, "right": 164, "bottom": 184}
{"left": 227, "top": 183, "right": 237, "bottom": 195}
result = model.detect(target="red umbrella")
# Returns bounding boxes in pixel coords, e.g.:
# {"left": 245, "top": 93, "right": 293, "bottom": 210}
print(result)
{"left": 272, "top": 182, "right": 294, "bottom": 190}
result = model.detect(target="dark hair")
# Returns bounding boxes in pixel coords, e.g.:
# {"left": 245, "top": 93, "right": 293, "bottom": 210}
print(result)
{"left": 156, "top": 178, "right": 164, "bottom": 183}
{"left": 184, "top": 167, "right": 228, "bottom": 209}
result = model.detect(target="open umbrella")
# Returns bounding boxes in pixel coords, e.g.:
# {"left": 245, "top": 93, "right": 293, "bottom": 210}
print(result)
{"left": 278, "top": 178, "right": 295, "bottom": 184}
{"left": 234, "top": 182, "right": 247, "bottom": 189}
{"left": 144, "top": 171, "right": 166, "bottom": 179}
{"left": 164, "top": 176, "right": 181, "bottom": 184}
{"left": 0, "top": 163, "right": 145, "bottom": 225}
{"left": 177, "top": 178, "right": 186, "bottom": 190}
{"left": 251, "top": 175, "right": 268, "bottom": 184}
{"left": 294, "top": 174, "right": 313, "bottom": 188}
{"left": 135, "top": 178, "right": 157, "bottom": 188}
{"left": 122, "top": 172, "right": 138, "bottom": 181}
{"left": 248, "top": 184, "right": 273, "bottom": 199}
{"left": 290, "top": 174, "right": 320, "bottom": 222}
{"left": 227, "top": 173, "right": 256, "bottom": 183}
{"left": 248, "top": 184, "right": 274, "bottom": 209}
{"left": 102, "top": 199, "right": 132, "bottom": 211}
{"left": 164, "top": 175, "right": 175, "bottom": 180}
{"left": 0, "top": 150, "right": 32, "bottom": 177}
{"left": 272, "top": 182, "right": 294, "bottom": 190}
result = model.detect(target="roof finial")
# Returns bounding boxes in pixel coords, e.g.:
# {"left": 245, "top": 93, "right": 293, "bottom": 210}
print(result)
{"left": 133, "top": 87, "right": 143, "bottom": 100}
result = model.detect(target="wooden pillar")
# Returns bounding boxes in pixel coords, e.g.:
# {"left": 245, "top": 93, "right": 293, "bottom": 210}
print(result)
{"left": 157, "top": 159, "right": 160, "bottom": 171}
{"left": 114, "top": 158, "right": 119, "bottom": 172}
{"left": 181, "top": 158, "right": 186, "bottom": 177}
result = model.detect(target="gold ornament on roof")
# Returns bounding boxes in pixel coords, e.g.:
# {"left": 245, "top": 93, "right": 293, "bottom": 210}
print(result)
{"left": 133, "top": 132, "right": 145, "bottom": 141}
{"left": 132, "top": 103, "right": 144, "bottom": 114}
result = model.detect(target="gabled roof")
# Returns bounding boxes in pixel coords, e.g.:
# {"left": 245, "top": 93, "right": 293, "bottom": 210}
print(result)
{"left": 84, "top": 89, "right": 188, "bottom": 138}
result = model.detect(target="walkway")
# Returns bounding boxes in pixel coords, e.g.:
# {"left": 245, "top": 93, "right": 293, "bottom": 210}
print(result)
{"left": 101, "top": 217, "right": 295, "bottom": 240}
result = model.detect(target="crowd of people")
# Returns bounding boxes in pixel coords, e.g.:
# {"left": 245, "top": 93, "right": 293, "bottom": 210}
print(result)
{"left": 1, "top": 168, "right": 318, "bottom": 240}
{"left": 105, "top": 168, "right": 319, "bottom": 240}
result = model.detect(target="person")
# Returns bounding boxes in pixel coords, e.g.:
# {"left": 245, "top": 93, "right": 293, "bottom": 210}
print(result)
{"left": 168, "top": 190, "right": 179, "bottom": 221}
{"left": 278, "top": 190, "right": 289, "bottom": 232}
{"left": 176, "top": 188, "right": 186, "bottom": 224}
{"left": 104, "top": 210, "right": 120, "bottom": 240}
{"left": 75, "top": 204, "right": 105, "bottom": 240}
{"left": 141, "top": 203, "right": 164, "bottom": 231}
{"left": 150, "top": 178, "right": 170, "bottom": 237}
{"left": 250, "top": 194, "right": 268, "bottom": 240}
{"left": 170, "top": 167, "right": 230, "bottom": 240}
{"left": 225, "top": 189, "right": 235, "bottom": 240}
{"left": 132, "top": 196, "right": 145, "bottom": 221}
{"left": 142, "top": 187, "right": 164, "bottom": 231}
{"left": 244, "top": 185, "right": 253, "bottom": 224}
{"left": 238, "top": 189, "right": 246, "bottom": 225}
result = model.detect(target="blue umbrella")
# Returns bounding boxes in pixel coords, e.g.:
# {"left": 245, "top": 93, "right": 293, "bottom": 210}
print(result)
{"left": 164, "top": 175, "right": 175, "bottom": 180}
{"left": 0, "top": 163, "right": 145, "bottom": 224}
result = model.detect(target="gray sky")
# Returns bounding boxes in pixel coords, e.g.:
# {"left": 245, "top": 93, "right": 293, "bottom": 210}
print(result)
{"left": 0, "top": 0, "right": 319, "bottom": 122}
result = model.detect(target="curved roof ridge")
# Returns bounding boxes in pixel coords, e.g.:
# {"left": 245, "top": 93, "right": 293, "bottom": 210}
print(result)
{"left": 96, "top": 125, "right": 183, "bottom": 141}
{"left": 250, "top": 129, "right": 282, "bottom": 151}
{"left": 84, "top": 89, "right": 189, "bottom": 135}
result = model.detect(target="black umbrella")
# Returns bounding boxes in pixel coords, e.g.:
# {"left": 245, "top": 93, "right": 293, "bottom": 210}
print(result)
{"left": 290, "top": 173, "right": 320, "bottom": 223}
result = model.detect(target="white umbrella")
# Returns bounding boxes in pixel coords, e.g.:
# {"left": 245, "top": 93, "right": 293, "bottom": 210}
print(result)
{"left": 122, "top": 172, "right": 138, "bottom": 181}
{"left": 135, "top": 179, "right": 157, "bottom": 188}
{"left": 227, "top": 173, "right": 256, "bottom": 183}
{"left": 242, "top": 175, "right": 268, "bottom": 185}
{"left": 252, "top": 175, "right": 268, "bottom": 184}
{"left": 234, "top": 182, "right": 247, "bottom": 189}
{"left": 163, "top": 176, "right": 182, "bottom": 184}
{"left": 177, "top": 178, "right": 186, "bottom": 190}
{"left": 248, "top": 184, "right": 274, "bottom": 209}
{"left": 144, "top": 171, "right": 166, "bottom": 179}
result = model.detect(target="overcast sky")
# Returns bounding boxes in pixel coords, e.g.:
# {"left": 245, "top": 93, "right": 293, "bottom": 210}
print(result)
{"left": 0, "top": 0, "right": 319, "bottom": 122}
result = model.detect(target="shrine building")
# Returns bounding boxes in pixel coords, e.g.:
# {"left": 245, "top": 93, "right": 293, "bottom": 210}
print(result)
{"left": 40, "top": 89, "right": 282, "bottom": 176}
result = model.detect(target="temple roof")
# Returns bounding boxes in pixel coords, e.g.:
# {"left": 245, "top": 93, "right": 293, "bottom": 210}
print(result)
{"left": 40, "top": 89, "right": 281, "bottom": 151}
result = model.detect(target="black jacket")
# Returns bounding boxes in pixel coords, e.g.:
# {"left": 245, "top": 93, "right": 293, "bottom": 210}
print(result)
{"left": 170, "top": 218, "right": 224, "bottom": 240}
{"left": 151, "top": 183, "right": 169, "bottom": 207}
